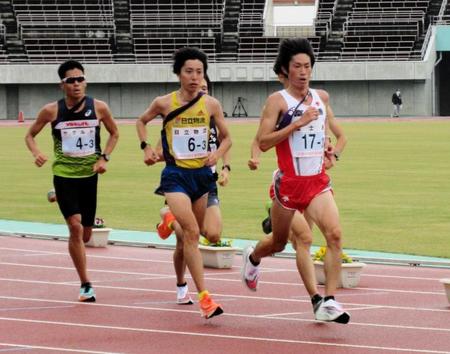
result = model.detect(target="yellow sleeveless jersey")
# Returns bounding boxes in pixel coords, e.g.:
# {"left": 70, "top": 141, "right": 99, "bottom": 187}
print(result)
{"left": 161, "top": 91, "right": 211, "bottom": 168}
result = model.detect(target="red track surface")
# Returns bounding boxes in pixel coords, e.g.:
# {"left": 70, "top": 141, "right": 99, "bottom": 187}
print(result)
{"left": 1, "top": 235, "right": 449, "bottom": 353}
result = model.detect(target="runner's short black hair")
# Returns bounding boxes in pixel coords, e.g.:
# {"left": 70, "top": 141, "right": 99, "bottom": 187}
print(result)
{"left": 276, "top": 38, "right": 315, "bottom": 76}
{"left": 273, "top": 56, "right": 287, "bottom": 77}
{"left": 172, "top": 47, "right": 208, "bottom": 75}
{"left": 58, "top": 60, "right": 84, "bottom": 80}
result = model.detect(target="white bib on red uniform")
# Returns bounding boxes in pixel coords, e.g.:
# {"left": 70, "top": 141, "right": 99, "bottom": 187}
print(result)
{"left": 276, "top": 88, "right": 326, "bottom": 176}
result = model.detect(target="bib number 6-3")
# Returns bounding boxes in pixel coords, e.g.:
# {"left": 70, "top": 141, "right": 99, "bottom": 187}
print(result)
{"left": 188, "top": 137, "right": 206, "bottom": 152}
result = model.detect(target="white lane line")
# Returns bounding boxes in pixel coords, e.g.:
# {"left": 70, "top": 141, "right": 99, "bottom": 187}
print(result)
{"left": 259, "top": 305, "right": 385, "bottom": 318}
{"left": 134, "top": 297, "right": 238, "bottom": 305}
{"left": 330, "top": 291, "right": 389, "bottom": 297}
{"left": 0, "top": 305, "right": 75, "bottom": 312}
{"left": 0, "top": 317, "right": 447, "bottom": 354}
{"left": 0, "top": 262, "right": 446, "bottom": 296}
{"left": 133, "top": 300, "right": 182, "bottom": 305}
{"left": 60, "top": 275, "right": 177, "bottom": 286}
{"left": 0, "top": 262, "right": 177, "bottom": 278}
{"left": 345, "top": 306, "right": 385, "bottom": 312}
{"left": 0, "top": 342, "right": 121, "bottom": 354}
{"left": 258, "top": 312, "right": 306, "bottom": 318}
{"left": 0, "top": 295, "right": 449, "bottom": 333}
{"left": 0, "top": 247, "right": 172, "bottom": 265}
{"left": 0, "top": 347, "right": 30, "bottom": 352}
{"left": 291, "top": 292, "right": 390, "bottom": 299}
{"left": 1, "top": 246, "right": 446, "bottom": 282}
{"left": 364, "top": 273, "right": 449, "bottom": 281}
{"left": 0, "top": 278, "right": 448, "bottom": 314}
{"left": 17, "top": 253, "right": 55, "bottom": 258}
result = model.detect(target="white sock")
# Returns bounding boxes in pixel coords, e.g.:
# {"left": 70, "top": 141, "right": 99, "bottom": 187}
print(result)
{"left": 177, "top": 284, "right": 188, "bottom": 299}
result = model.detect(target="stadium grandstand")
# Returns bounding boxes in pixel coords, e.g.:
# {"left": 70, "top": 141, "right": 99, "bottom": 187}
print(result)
{"left": 1, "top": 0, "right": 450, "bottom": 119}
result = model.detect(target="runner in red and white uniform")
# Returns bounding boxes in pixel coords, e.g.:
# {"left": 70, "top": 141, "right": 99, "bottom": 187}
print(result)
{"left": 271, "top": 87, "right": 331, "bottom": 211}
{"left": 242, "top": 37, "right": 350, "bottom": 324}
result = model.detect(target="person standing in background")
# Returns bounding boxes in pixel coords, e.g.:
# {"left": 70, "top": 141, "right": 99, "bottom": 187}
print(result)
{"left": 392, "top": 89, "right": 402, "bottom": 118}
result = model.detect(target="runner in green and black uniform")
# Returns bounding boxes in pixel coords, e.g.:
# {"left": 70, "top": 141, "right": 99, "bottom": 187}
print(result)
{"left": 25, "top": 60, "right": 119, "bottom": 302}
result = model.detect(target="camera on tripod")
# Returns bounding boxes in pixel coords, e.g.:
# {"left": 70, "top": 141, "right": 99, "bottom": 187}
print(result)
{"left": 232, "top": 96, "right": 248, "bottom": 117}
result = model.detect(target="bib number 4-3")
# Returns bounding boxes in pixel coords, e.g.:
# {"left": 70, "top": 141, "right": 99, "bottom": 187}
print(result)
{"left": 61, "top": 127, "right": 96, "bottom": 157}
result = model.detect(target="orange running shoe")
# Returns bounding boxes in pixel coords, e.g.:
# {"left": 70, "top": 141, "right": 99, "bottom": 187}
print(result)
{"left": 199, "top": 293, "right": 223, "bottom": 319}
{"left": 156, "top": 211, "right": 175, "bottom": 239}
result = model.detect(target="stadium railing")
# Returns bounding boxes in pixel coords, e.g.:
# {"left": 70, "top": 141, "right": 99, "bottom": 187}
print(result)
{"left": 0, "top": 24, "right": 7, "bottom": 63}
{"left": 353, "top": 0, "right": 430, "bottom": 11}
{"left": 12, "top": 0, "right": 116, "bottom": 64}
{"left": 237, "top": 36, "right": 320, "bottom": 63}
{"left": 129, "top": 0, "right": 224, "bottom": 63}
{"left": 133, "top": 36, "right": 216, "bottom": 64}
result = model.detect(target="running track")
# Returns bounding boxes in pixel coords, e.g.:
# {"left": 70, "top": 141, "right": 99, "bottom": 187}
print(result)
{"left": 1, "top": 235, "right": 449, "bottom": 353}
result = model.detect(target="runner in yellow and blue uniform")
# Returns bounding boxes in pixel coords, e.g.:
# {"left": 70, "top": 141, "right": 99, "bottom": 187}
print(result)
{"left": 136, "top": 47, "right": 231, "bottom": 319}
{"left": 153, "top": 77, "right": 232, "bottom": 306}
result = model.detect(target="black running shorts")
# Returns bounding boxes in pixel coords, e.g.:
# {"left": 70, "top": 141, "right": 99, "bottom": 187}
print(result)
{"left": 53, "top": 174, "right": 98, "bottom": 226}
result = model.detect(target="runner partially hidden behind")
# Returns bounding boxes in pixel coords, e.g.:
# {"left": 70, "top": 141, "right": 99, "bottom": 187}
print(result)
{"left": 241, "top": 38, "right": 350, "bottom": 324}
{"left": 136, "top": 47, "right": 231, "bottom": 319}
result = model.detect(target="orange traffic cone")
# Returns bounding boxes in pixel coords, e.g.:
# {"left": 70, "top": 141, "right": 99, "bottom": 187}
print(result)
{"left": 18, "top": 111, "right": 24, "bottom": 123}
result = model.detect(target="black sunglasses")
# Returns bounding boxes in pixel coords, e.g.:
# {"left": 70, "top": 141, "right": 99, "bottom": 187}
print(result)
{"left": 62, "top": 76, "right": 86, "bottom": 84}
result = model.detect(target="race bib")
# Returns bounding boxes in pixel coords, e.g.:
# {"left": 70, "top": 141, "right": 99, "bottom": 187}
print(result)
{"left": 292, "top": 130, "right": 324, "bottom": 157}
{"left": 61, "top": 127, "right": 96, "bottom": 157}
{"left": 172, "top": 126, "right": 208, "bottom": 159}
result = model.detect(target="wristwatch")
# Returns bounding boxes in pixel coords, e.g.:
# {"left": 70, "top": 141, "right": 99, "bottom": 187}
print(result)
{"left": 140, "top": 141, "right": 148, "bottom": 150}
{"left": 222, "top": 164, "right": 231, "bottom": 172}
{"left": 101, "top": 153, "right": 110, "bottom": 162}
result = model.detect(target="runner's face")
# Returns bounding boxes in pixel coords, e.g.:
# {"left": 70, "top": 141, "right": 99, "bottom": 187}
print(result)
{"left": 179, "top": 59, "right": 204, "bottom": 93}
{"left": 200, "top": 79, "right": 208, "bottom": 94}
{"left": 288, "top": 53, "right": 312, "bottom": 89}
{"left": 60, "top": 68, "right": 86, "bottom": 100}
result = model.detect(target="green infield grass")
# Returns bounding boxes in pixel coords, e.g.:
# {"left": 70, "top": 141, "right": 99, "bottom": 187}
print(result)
{"left": 1, "top": 119, "right": 449, "bottom": 258}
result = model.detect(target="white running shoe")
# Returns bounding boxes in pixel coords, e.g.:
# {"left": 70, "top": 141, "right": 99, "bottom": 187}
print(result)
{"left": 314, "top": 298, "right": 350, "bottom": 324}
{"left": 241, "top": 245, "right": 260, "bottom": 291}
{"left": 176, "top": 284, "right": 193, "bottom": 305}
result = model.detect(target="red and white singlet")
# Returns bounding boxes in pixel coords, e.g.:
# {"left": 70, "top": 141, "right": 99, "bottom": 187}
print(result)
{"left": 276, "top": 88, "right": 326, "bottom": 177}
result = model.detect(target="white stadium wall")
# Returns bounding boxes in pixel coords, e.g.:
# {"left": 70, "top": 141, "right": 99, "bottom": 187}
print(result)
{"left": 0, "top": 31, "right": 438, "bottom": 119}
